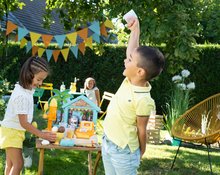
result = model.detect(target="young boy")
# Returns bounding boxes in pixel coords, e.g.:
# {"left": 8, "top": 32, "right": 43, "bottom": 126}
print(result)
{"left": 102, "top": 17, "right": 165, "bottom": 175}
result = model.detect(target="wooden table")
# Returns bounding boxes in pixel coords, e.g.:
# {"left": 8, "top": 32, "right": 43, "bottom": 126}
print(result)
{"left": 36, "top": 139, "right": 101, "bottom": 175}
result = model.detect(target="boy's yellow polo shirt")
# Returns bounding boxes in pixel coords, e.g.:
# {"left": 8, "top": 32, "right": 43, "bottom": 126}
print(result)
{"left": 103, "top": 78, "right": 155, "bottom": 152}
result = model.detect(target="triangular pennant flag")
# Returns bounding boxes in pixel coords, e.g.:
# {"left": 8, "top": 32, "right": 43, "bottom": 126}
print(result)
{"left": 42, "top": 34, "right": 53, "bottom": 48}
{"left": 30, "top": 32, "right": 41, "bottom": 46}
{"left": 61, "top": 48, "right": 70, "bottom": 62}
{"left": 6, "top": 21, "right": 17, "bottom": 35}
{"left": 85, "top": 37, "right": 93, "bottom": 49}
{"left": 70, "top": 46, "right": 78, "bottom": 59}
{"left": 15, "top": 34, "right": 18, "bottom": 42}
{"left": 77, "top": 28, "right": 88, "bottom": 40}
{"left": 38, "top": 48, "right": 45, "bottom": 57}
{"left": 92, "top": 33, "right": 100, "bottom": 43}
{"left": 46, "top": 49, "right": 53, "bottom": 62}
{"left": 89, "top": 21, "right": 100, "bottom": 35}
{"left": 78, "top": 42, "right": 85, "bottom": 55}
{"left": 100, "top": 23, "right": 108, "bottom": 37}
{"left": 104, "top": 19, "right": 114, "bottom": 29}
{"left": 53, "top": 50, "right": 60, "bottom": 62}
{"left": 20, "top": 38, "right": 28, "bottom": 48}
{"left": 18, "top": 27, "right": 29, "bottom": 41}
{"left": 32, "top": 46, "right": 38, "bottom": 56}
{"left": 26, "top": 41, "right": 32, "bottom": 53}
{"left": 54, "top": 35, "right": 66, "bottom": 48}
{"left": 66, "top": 32, "right": 77, "bottom": 45}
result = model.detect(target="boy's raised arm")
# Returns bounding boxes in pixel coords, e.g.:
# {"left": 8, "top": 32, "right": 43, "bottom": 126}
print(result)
{"left": 126, "top": 17, "right": 140, "bottom": 59}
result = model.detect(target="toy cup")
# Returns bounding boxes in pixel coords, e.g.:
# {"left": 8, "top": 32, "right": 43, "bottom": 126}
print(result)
{"left": 54, "top": 133, "right": 64, "bottom": 145}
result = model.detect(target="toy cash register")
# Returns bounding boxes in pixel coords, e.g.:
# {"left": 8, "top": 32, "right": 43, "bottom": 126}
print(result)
{"left": 75, "top": 121, "right": 95, "bottom": 139}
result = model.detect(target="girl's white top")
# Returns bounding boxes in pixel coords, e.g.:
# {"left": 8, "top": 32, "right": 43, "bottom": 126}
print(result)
{"left": 85, "top": 87, "right": 99, "bottom": 105}
{"left": 1, "top": 84, "right": 35, "bottom": 131}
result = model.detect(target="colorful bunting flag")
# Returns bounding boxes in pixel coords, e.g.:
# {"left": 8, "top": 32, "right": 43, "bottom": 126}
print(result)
{"left": 66, "top": 32, "right": 77, "bottom": 45}
{"left": 61, "top": 48, "right": 70, "bottom": 62}
{"left": 18, "top": 27, "right": 29, "bottom": 41}
{"left": 77, "top": 28, "right": 88, "bottom": 40}
{"left": 20, "top": 38, "right": 28, "bottom": 48}
{"left": 53, "top": 50, "right": 60, "bottom": 62}
{"left": 38, "top": 48, "right": 45, "bottom": 57}
{"left": 46, "top": 49, "right": 53, "bottom": 62}
{"left": 42, "top": 34, "right": 53, "bottom": 48}
{"left": 6, "top": 21, "right": 17, "bottom": 35}
{"left": 6, "top": 19, "right": 114, "bottom": 61}
{"left": 54, "top": 35, "right": 66, "bottom": 48}
{"left": 78, "top": 42, "right": 85, "bottom": 55}
{"left": 70, "top": 46, "right": 78, "bottom": 59}
{"left": 30, "top": 32, "right": 41, "bottom": 46}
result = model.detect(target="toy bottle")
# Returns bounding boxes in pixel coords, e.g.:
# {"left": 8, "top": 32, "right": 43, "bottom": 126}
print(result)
{"left": 70, "top": 82, "right": 76, "bottom": 93}
{"left": 60, "top": 82, "right": 66, "bottom": 92}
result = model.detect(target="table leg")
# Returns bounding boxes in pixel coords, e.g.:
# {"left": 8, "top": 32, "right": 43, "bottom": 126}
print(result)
{"left": 88, "top": 151, "right": 92, "bottom": 175}
{"left": 38, "top": 148, "right": 44, "bottom": 175}
{"left": 93, "top": 151, "right": 101, "bottom": 175}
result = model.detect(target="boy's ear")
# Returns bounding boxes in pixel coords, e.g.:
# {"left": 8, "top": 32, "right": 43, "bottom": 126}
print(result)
{"left": 137, "top": 67, "right": 146, "bottom": 77}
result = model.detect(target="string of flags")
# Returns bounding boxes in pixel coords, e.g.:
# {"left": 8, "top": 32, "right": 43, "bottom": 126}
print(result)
{"left": 6, "top": 19, "right": 114, "bottom": 62}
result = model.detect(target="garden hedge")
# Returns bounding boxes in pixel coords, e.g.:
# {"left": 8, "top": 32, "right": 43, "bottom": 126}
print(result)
{"left": 0, "top": 43, "right": 219, "bottom": 114}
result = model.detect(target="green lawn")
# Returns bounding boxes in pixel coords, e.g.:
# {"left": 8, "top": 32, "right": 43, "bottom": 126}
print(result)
{"left": 0, "top": 108, "right": 220, "bottom": 175}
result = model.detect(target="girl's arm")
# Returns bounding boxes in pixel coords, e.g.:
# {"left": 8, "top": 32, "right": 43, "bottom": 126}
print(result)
{"left": 19, "top": 114, "right": 56, "bottom": 142}
{"left": 137, "top": 115, "right": 149, "bottom": 158}
{"left": 95, "top": 89, "right": 101, "bottom": 106}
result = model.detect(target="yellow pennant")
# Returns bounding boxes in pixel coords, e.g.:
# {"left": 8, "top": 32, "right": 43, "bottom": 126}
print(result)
{"left": 38, "top": 48, "right": 45, "bottom": 57}
{"left": 20, "top": 38, "right": 28, "bottom": 48}
{"left": 104, "top": 19, "right": 114, "bottom": 29}
{"left": 85, "top": 37, "right": 93, "bottom": 49}
{"left": 66, "top": 32, "right": 77, "bottom": 45}
{"left": 61, "top": 48, "right": 70, "bottom": 62}
{"left": 30, "top": 32, "right": 41, "bottom": 46}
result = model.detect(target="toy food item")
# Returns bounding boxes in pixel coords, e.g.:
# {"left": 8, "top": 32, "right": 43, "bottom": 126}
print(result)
{"left": 32, "top": 121, "right": 38, "bottom": 128}
{"left": 58, "top": 126, "right": 65, "bottom": 133}
{"left": 75, "top": 121, "right": 95, "bottom": 139}
{"left": 52, "top": 126, "right": 58, "bottom": 132}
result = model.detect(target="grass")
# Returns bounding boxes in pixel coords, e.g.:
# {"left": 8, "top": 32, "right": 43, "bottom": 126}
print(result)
{"left": 1, "top": 108, "right": 220, "bottom": 175}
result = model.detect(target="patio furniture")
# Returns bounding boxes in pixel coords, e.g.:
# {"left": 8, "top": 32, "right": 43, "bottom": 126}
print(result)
{"left": 171, "top": 93, "right": 220, "bottom": 174}
{"left": 97, "top": 91, "right": 114, "bottom": 129}
{"left": 36, "top": 139, "right": 101, "bottom": 175}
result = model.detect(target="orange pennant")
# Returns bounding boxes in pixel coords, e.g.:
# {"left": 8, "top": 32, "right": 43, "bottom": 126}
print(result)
{"left": 78, "top": 42, "right": 85, "bottom": 55}
{"left": 42, "top": 34, "right": 53, "bottom": 48}
{"left": 100, "top": 23, "right": 108, "bottom": 37}
{"left": 32, "top": 46, "right": 38, "bottom": 56}
{"left": 6, "top": 21, "right": 17, "bottom": 35}
{"left": 53, "top": 50, "right": 60, "bottom": 62}
{"left": 77, "top": 28, "right": 88, "bottom": 40}
{"left": 15, "top": 34, "right": 18, "bottom": 42}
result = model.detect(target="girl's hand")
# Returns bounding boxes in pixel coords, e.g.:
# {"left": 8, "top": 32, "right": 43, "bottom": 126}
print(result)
{"left": 42, "top": 131, "right": 57, "bottom": 142}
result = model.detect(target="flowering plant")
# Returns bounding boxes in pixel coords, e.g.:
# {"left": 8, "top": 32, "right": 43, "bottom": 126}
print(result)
{"left": 163, "top": 69, "right": 195, "bottom": 135}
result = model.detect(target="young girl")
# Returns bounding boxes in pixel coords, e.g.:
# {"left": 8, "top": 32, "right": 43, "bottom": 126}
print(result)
{"left": 84, "top": 77, "right": 100, "bottom": 106}
{"left": 0, "top": 56, "right": 56, "bottom": 175}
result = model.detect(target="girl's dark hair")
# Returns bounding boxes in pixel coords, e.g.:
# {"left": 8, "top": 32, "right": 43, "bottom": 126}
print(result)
{"left": 136, "top": 46, "right": 165, "bottom": 81}
{"left": 19, "top": 56, "right": 49, "bottom": 89}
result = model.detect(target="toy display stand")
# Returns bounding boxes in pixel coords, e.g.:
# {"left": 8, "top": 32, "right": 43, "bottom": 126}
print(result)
{"left": 36, "top": 139, "right": 101, "bottom": 175}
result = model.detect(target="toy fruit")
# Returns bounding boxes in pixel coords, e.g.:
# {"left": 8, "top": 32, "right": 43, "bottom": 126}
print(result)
{"left": 32, "top": 121, "right": 38, "bottom": 128}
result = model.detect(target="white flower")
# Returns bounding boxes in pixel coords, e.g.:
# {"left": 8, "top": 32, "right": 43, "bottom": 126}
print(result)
{"left": 177, "top": 83, "right": 186, "bottom": 90}
{"left": 181, "top": 69, "right": 190, "bottom": 78}
{"left": 172, "top": 75, "right": 182, "bottom": 82}
{"left": 186, "top": 82, "right": 195, "bottom": 90}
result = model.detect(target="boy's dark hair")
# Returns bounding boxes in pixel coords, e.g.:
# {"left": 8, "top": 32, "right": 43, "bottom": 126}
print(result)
{"left": 19, "top": 56, "right": 49, "bottom": 89}
{"left": 136, "top": 46, "right": 165, "bottom": 81}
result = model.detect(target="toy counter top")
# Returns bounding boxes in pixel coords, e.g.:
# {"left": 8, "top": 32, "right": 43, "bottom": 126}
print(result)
{"left": 36, "top": 139, "right": 101, "bottom": 175}
{"left": 36, "top": 139, "right": 101, "bottom": 150}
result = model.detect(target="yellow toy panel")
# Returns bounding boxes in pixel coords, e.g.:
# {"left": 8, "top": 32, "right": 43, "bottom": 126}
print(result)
{"left": 75, "top": 121, "right": 95, "bottom": 139}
